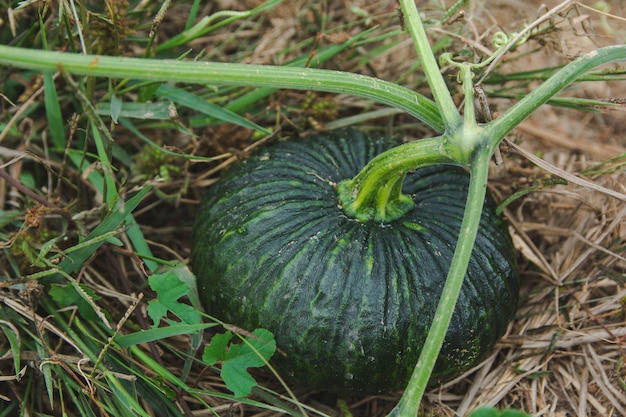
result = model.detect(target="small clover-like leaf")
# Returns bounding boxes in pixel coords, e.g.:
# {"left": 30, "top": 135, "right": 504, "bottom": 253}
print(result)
{"left": 147, "top": 270, "right": 201, "bottom": 327}
{"left": 202, "top": 328, "right": 276, "bottom": 397}
{"left": 202, "top": 331, "right": 234, "bottom": 365}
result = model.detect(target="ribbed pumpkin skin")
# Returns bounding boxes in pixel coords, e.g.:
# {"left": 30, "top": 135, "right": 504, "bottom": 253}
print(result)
{"left": 192, "top": 130, "right": 519, "bottom": 395}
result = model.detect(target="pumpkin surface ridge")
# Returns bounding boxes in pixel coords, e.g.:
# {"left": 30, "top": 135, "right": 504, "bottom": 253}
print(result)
{"left": 367, "top": 230, "right": 397, "bottom": 329}
{"left": 379, "top": 226, "right": 431, "bottom": 340}
{"left": 240, "top": 217, "right": 331, "bottom": 301}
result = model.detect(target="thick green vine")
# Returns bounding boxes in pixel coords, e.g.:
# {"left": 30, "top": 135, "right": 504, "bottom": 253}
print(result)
{"left": 336, "top": 136, "right": 457, "bottom": 223}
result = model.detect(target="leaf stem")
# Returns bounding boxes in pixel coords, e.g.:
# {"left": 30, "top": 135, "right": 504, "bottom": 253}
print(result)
{"left": 398, "top": 0, "right": 462, "bottom": 133}
{"left": 484, "top": 45, "right": 626, "bottom": 153}
{"left": 386, "top": 145, "right": 492, "bottom": 417}
{"left": 0, "top": 45, "right": 444, "bottom": 132}
{"left": 336, "top": 1, "right": 472, "bottom": 224}
{"left": 337, "top": 135, "right": 459, "bottom": 223}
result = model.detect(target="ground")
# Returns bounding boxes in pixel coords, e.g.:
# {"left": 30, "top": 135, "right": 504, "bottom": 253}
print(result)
{"left": 0, "top": 0, "right": 625, "bottom": 416}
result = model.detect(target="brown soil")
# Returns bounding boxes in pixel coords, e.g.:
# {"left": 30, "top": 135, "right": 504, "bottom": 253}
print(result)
{"left": 201, "top": 1, "right": 626, "bottom": 416}
{"left": 2, "top": 1, "right": 625, "bottom": 416}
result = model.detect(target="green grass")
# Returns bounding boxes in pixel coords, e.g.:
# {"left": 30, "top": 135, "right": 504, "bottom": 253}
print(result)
{"left": 1, "top": 1, "right": 625, "bottom": 416}
{"left": 1, "top": 1, "right": 436, "bottom": 415}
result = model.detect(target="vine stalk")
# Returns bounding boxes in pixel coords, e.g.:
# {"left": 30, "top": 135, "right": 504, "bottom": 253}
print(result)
{"left": 386, "top": 146, "right": 492, "bottom": 417}
{"left": 0, "top": 45, "right": 444, "bottom": 133}
{"left": 398, "top": 0, "right": 462, "bottom": 132}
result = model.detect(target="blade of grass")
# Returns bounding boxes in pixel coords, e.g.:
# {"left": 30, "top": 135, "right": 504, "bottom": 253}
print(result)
{"left": 35, "top": 341, "right": 55, "bottom": 408}
{"left": 90, "top": 120, "right": 118, "bottom": 205}
{"left": 105, "top": 352, "right": 198, "bottom": 416}
{"left": 61, "top": 71, "right": 120, "bottom": 206}
{"left": 0, "top": 403, "right": 17, "bottom": 417}
{"left": 185, "top": 0, "right": 202, "bottom": 30}
{"left": 487, "top": 93, "right": 625, "bottom": 112}
{"left": 504, "top": 138, "right": 626, "bottom": 201}
{"left": 43, "top": 72, "right": 66, "bottom": 149}
{"left": 155, "top": 0, "right": 282, "bottom": 54}
{"left": 124, "top": 214, "right": 158, "bottom": 273}
{"left": 45, "top": 186, "right": 152, "bottom": 282}
{"left": 61, "top": 376, "right": 101, "bottom": 417}
{"left": 51, "top": 268, "right": 113, "bottom": 329}
{"left": 39, "top": 8, "right": 66, "bottom": 149}
{"left": 95, "top": 100, "right": 172, "bottom": 120}
{"left": 0, "top": 320, "right": 21, "bottom": 382}
{"left": 156, "top": 84, "right": 271, "bottom": 134}
{"left": 124, "top": 343, "right": 305, "bottom": 415}
{"left": 324, "top": 108, "right": 404, "bottom": 130}
{"left": 104, "top": 374, "right": 153, "bottom": 417}
{"left": 114, "top": 323, "right": 217, "bottom": 347}
{"left": 40, "top": 300, "right": 156, "bottom": 416}
{"left": 118, "top": 116, "right": 224, "bottom": 162}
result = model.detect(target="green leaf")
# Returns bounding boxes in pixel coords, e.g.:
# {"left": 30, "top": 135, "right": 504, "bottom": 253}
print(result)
{"left": 110, "top": 93, "right": 123, "bottom": 123}
{"left": 104, "top": 373, "right": 153, "bottom": 417}
{"left": 118, "top": 117, "right": 216, "bottom": 162}
{"left": 468, "top": 407, "right": 532, "bottom": 417}
{"left": 48, "top": 186, "right": 152, "bottom": 283}
{"left": 49, "top": 283, "right": 102, "bottom": 321}
{"left": 124, "top": 214, "right": 157, "bottom": 273}
{"left": 43, "top": 71, "right": 66, "bottom": 149}
{"left": 159, "top": 261, "right": 202, "bottom": 310}
{"left": 203, "top": 328, "right": 276, "bottom": 397}
{"left": 146, "top": 270, "right": 201, "bottom": 327}
{"left": 36, "top": 342, "right": 54, "bottom": 408}
{"left": 114, "top": 322, "right": 216, "bottom": 347}
{"left": 156, "top": 84, "right": 271, "bottom": 134}
{"left": 202, "top": 331, "right": 234, "bottom": 365}
{"left": 0, "top": 320, "right": 21, "bottom": 379}
{"left": 137, "top": 82, "right": 162, "bottom": 102}
{"left": 90, "top": 120, "right": 118, "bottom": 204}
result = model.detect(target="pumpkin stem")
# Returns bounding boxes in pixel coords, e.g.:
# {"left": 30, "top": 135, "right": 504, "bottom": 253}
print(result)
{"left": 336, "top": 136, "right": 459, "bottom": 223}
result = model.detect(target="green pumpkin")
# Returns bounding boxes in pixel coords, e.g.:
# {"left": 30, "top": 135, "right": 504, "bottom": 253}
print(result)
{"left": 192, "top": 129, "right": 519, "bottom": 395}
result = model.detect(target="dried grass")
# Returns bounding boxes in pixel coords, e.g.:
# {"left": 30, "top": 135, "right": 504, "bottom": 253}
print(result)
{"left": 197, "top": 1, "right": 626, "bottom": 415}
{"left": 2, "top": 0, "right": 624, "bottom": 416}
